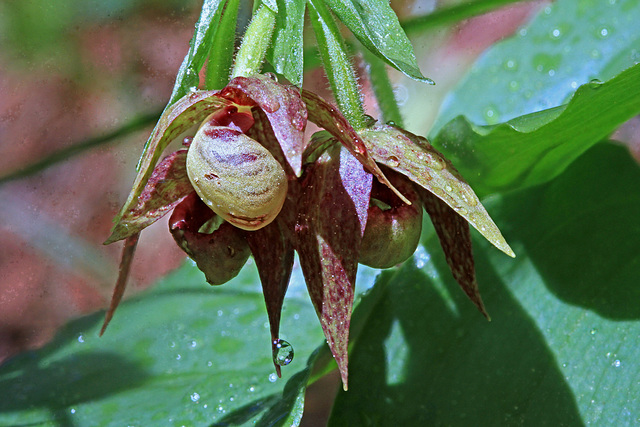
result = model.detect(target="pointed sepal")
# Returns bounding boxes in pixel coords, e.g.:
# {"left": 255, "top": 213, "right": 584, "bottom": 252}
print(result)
{"left": 105, "top": 150, "right": 193, "bottom": 244}
{"left": 360, "top": 124, "right": 515, "bottom": 258}
{"left": 296, "top": 144, "right": 373, "bottom": 389}
{"left": 419, "top": 188, "right": 489, "bottom": 319}
{"left": 242, "top": 220, "right": 295, "bottom": 377}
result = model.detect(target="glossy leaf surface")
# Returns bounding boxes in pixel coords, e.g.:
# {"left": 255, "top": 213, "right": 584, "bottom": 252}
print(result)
{"left": 0, "top": 262, "right": 324, "bottom": 426}
{"left": 330, "top": 144, "right": 640, "bottom": 425}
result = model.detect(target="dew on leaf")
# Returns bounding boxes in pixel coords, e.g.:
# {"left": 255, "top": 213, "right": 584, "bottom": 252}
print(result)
{"left": 190, "top": 392, "right": 200, "bottom": 402}
{"left": 264, "top": 72, "right": 278, "bottom": 82}
{"left": 272, "top": 339, "right": 294, "bottom": 366}
{"left": 589, "top": 79, "right": 603, "bottom": 89}
{"left": 268, "top": 373, "right": 278, "bottom": 383}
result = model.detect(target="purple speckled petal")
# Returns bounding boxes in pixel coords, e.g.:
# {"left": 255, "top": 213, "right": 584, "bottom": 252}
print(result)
{"left": 296, "top": 144, "right": 373, "bottom": 390}
{"left": 169, "top": 193, "right": 251, "bottom": 286}
{"left": 224, "top": 75, "right": 307, "bottom": 176}
{"left": 418, "top": 187, "right": 489, "bottom": 319}
{"left": 301, "top": 90, "right": 408, "bottom": 204}
{"left": 242, "top": 220, "right": 294, "bottom": 377}
{"left": 106, "top": 150, "right": 193, "bottom": 243}
{"left": 109, "top": 90, "right": 235, "bottom": 242}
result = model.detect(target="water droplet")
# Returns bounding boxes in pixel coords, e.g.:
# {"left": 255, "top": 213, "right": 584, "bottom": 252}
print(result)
{"left": 612, "top": 359, "right": 621, "bottom": 368}
{"left": 508, "top": 81, "right": 520, "bottom": 92}
{"left": 190, "top": 340, "right": 197, "bottom": 348}
{"left": 249, "top": 386, "right": 256, "bottom": 392}
{"left": 548, "top": 69, "right": 556, "bottom": 77}
{"left": 445, "top": 185, "right": 453, "bottom": 192}
{"left": 551, "top": 28, "right": 561, "bottom": 39}
{"left": 70, "top": 408, "right": 76, "bottom": 415}
{"left": 272, "top": 339, "right": 294, "bottom": 366}
{"left": 454, "top": 206, "right": 468, "bottom": 215}
{"left": 77, "top": 334, "right": 84, "bottom": 343}
{"left": 176, "top": 354, "right": 181, "bottom": 360}
{"left": 268, "top": 373, "right": 278, "bottom": 383}
{"left": 386, "top": 120, "right": 397, "bottom": 126}
{"left": 598, "top": 28, "right": 609, "bottom": 38}
{"left": 207, "top": 361, "right": 213, "bottom": 367}
{"left": 191, "top": 392, "right": 200, "bottom": 402}
{"left": 589, "top": 79, "right": 603, "bottom": 89}
{"left": 264, "top": 72, "right": 278, "bottom": 82}
{"left": 386, "top": 156, "right": 400, "bottom": 167}
{"left": 590, "top": 328, "right": 597, "bottom": 335}
{"left": 189, "top": 86, "right": 198, "bottom": 93}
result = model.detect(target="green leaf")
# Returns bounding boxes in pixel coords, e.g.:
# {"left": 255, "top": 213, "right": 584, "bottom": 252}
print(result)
{"left": 324, "top": 0, "right": 433, "bottom": 84}
{"left": 0, "top": 261, "right": 325, "bottom": 426}
{"left": 434, "top": 0, "right": 640, "bottom": 130}
{"left": 267, "top": 0, "right": 306, "bottom": 86}
{"left": 205, "top": 0, "right": 239, "bottom": 90}
{"left": 168, "top": 0, "right": 227, "bottom": 104}
{"left": 329, "top": 143, "right": 640, "bottom": 425}
{"left": 432, "top": 62, "right": 640, "bottom": 196}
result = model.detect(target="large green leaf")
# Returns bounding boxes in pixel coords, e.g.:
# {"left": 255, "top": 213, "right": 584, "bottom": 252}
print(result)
{"left": 432, "top": 62, "right": 640, "bottom": 196}
{"left": 0, "top": 260, "right": 325, "bottom": 426}
{"left": 434, "top": 0, "right": 640, "bottom": 130}
{"left": 329, "top": 143, "right": 640, "bottom": 425}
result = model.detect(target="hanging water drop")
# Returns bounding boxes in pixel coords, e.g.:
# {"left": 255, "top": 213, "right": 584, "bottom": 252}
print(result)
{"left": 272, "top": 339, "right": 294, "bottom": 366}
{"left": 264, "top": 72, "right": 278, "bottom": 82}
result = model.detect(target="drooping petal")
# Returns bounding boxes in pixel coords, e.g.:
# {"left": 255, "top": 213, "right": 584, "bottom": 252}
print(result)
{"left": 241, "top": 219, "right": 295, "bottom": 377}
{"left": 100, "top": 233, "right": 139, "bottom": 335}
{"left": 105, "top": 150, "right": 193, "bottom": 244}
{"left": 108, "top": 90, "right": 236, "bottom": 240}
{"left": 296, "top": 144, "right": 373, "bottom": 390}
{"left": 359, "top": 124, "right": 515, "bottom": 258}
{"left": 224, "top": 75, "right": 307, "bottom": 175}
{"left": 301, "top": 90, "right": 409, "bottom": 204}
{"left": 169, "top": 193, "right": 251, "bottom": 285}
{"left": 418, "top": 188, "right": 489, "bottom": 319}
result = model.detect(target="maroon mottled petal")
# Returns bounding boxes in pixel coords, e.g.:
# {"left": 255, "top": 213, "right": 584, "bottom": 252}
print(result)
{"left": 169, "top": 193, "right": 251, "bottom": 286}
{"left": 105, "top": 150, "right": 192, "bottom": 244}
{"left": 224, "top": 75, "right": 307, "bottom": 176}
{"left": 242, "top": 220, "right": 294, "bottom": 377}
{"left": 301, "top": 90, "right": 408, "bottom": 205}
{"left": 296, "top": 144, "right": 373, "bottom": 390}
{"left": 100, "top": 233, "right": 140, "bottom": 336}
{"left": 360, "top": 124, "right": 514, "bottom": 258}
{"left": 418, "top": 187, "right": 489, "bottom": 320}
{"left": 246, "top": 108, "right": 296, "bottom": 179}
{"left": 108, "top": 90, "right": 236, "bottom": 243}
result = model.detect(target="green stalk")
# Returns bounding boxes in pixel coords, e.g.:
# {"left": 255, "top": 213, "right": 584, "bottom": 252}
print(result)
{"left": 308, "top": 0, "right": 366, "bottom": 130}
{"left": 231, "top": 4, "right": 276, "bottom": 78}
{"left": 361, "top": 46, "right": 405, "bottom": 128}
{"left": 205, "top": 0, "right": 240, "bottom": 89}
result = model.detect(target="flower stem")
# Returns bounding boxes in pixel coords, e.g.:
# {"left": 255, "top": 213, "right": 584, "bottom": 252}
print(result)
{"left": 231, "top": 4, "right": 275, "bottom": 78}
{"left": 308, "top": 0, "right": 366, "bottom": 130}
